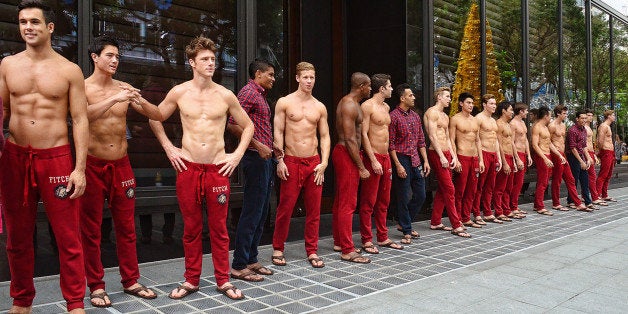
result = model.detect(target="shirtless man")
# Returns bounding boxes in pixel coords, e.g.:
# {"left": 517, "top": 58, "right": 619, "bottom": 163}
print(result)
{"left": 493, "top": 101, "right": 525, "bottom": 220}
{"left": 596, "top": 110, "right": 617, "bottom": 202}
{"left": 582, "top": 109, "right": 607, "bottom": 206}
{"left": 358, "top": 74, "right": 404, "bottom": 255}
{"left": 530, "top": 106, "right": 555, "bottom": 215}
{"left": 424, "top": 87, "right": 469, "bottom": 238}
{"left": 449, "top": 92, "right": 484, "bottom": 228}
{"left": 271, "top": 62, "right": 330, "bottom": 268}
{"left": 149, "top": 36, "right": 254, "bottom": 300}
{"left": 548, "top": 105, "right": 589, "bottom": 212}
{"left": 80, "top": 35, "right": 161, "bottom": 308}
{"left": 331, "top": 72, "right": 372, "bottom": 264}
{"left": 472, "top": 94, "right": 503, "bottom": 223}
{"left": 509, "top": 103, "right": 532, "bottom": 216}
{"left": 0, "top": 1, "right": 88, "bottom": 312}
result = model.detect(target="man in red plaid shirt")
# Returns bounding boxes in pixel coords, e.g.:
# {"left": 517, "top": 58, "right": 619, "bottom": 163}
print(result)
{"left": 227, "top": 59, "right": 276, "bottom": 282}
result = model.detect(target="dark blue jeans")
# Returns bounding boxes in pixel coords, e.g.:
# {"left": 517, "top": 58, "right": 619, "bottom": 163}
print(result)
{"left": 232, "top": 150, "right": 273, "bottom": 270}
{"left": 566, "top": 153, "right": 592, "bottom": 205}
{"left": 394, "top": 154, "right": 426, "bottom": 235}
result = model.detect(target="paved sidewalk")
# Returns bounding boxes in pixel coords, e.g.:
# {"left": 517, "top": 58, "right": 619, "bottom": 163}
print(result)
{"left": 1, "top": 188, "right": 627, "bottom": 313}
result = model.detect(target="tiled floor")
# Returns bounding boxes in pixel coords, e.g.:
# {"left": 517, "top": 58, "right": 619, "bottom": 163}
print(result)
{"left": 2, "top": 189, "right": 627, "bottom": 313}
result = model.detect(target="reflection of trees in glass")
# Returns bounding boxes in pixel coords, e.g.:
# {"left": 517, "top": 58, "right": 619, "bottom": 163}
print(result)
{"left": 609, "top": 18, "right": 628, "bottom": 139}
{"left": 433, "top": 0, "right": 472, "bottom": 88}
{"left": 406, "top": 0, "right": 422, "bottom": 92}
{"left": 256, "top": 0, "right": 285, "bottom": 105}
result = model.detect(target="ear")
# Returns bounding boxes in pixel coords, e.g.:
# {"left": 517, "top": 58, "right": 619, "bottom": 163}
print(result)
{"left": 90, "top": 52, "right": 98, "bottom": 63}
{"left": 47, "top": 22, "right": 54, "bottom": 33}
{"left": 188, "top": 58, "right": 195, "bottom": 68}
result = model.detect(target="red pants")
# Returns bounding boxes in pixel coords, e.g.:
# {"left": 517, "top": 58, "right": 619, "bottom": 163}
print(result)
{"left": 176, "top": 161, "right": 230, "bottom": 287}
{"left": 533, "top": 153, "right": 552, "bottom": 209}
{"left": 0, "top": 141, "right": 85, "bottom": 311}
{"left": 473, "top": 150, "right": 499, "bottom": 217}
{"left": 597, "top": 149, "right": 615, "bottom": 198}
{"left": 427, "top": 150, "right": 462, "bottom": 229}
{"left": 510, "top": 152, "right": 527, "bottom": 211}
{"left": 80, "top": 155, "right": 139, "bottom": 293}
{"left": 272, "top": 155, "right": 322, "bottom": 256}
{"left": 454, "top": 154, "right": 479, "bottom": 222}
{"left": 551, "top": 152, "right": 582, "bottom": 206}
{"left": 588, "top": 151, "right": 600, "bottom": 201}
{"left": 331, "top": 145, "right": 360, "bottom": 254}
{"left": 493, "top": 154, "right": 514, "bottom": 216}
{"left": 359, "top": 152, "right": 392, "bottom": 245}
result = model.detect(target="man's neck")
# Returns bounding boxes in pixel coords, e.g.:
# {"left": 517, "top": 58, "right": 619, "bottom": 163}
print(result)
{"left": 480, "top": 109, "right": 492, "bottom": 117}
{"left": 348, "top": 89, "right": 364, "bottom": 104}
{"left": 499, "top": 116, "right": 510, "bottom": 123}
{"left": 191, "top": 75, "right": 215, "bottom": 90}
{"left": 513, "top": 115, "right": 524, "bottom": 123}
{"left": 372, "top": 93, "right": 386, "bottom": 105}
{"left": 25, "top": 42, "right": 55, "bottom": 59}
{"left": 88, "top": 70, "right": 114, "bottom": 87}
{"left": 434, "top": 101, "right": 447, "bottom": 111}
{"left": 295, "top": 88, "right": 312, "bottom": 99}
{"left": 398, "top": 103, "right": 411, "bottom": 111}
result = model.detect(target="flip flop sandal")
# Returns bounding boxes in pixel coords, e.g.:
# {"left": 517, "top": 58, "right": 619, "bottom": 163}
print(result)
{"left": 124, "top": 284, "right": 157, "bottom": 300}
{"left": 89, "top": 291, "right": 112, "bottom": 308}
{"left": 483, "top": 217, "right": 503, "bottom": 224}
{"left": 249, "top": 264, "right": 274, "bottom": 276}
{"left": 271, "top": 254, "right": 286, "bottom": 266}
{"left": 340, "top": 253, "right": 371, "bottom": 264}
{"left": 474, "top": 218, "right": 487, "bottom": 225}
{"left": 216, "top": 284, "right": 244, "bottom": 300}
{"left": 378, "top": 240, "right": 404, "bottom": 250}
{"left": 333, "top": 247, "right": 362, "bottom": 253}
{"left": 536, "top": 209, "right": 554, "bottom": 216}
{"left": 169, "top": 284, "right": 199, "bottom": 300}
{"left": 430, "top": 225, "right": 453, "bottom": 231}
{"left": 361, "top": 244, "right": 379, "bottom": 254}
{"left": 552, "top": 205, "right": 570, "bottom": 211}
{"left": 230, "top": 269, "right": 264, "bottom": 282}
{"left": 307, "top": 256, "right": 325, "bottom": 268}
{"left": 451, "top": 229, "right": 471, "bottom": 238}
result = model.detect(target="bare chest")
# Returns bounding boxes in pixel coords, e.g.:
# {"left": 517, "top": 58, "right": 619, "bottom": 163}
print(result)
{"left": 287, "top": 105, "right": 320, "bottom": 124}
{"left": 179, "top": 94, "right": 228, "bottom": 121}
{"left": 7, "top": 63, "right": 69, "bottom": 101}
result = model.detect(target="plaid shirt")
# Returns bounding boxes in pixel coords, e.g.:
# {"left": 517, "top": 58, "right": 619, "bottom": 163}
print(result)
{"left": 229, "top": 80, "right": 273, "bottom": 149}
{"left": 389, "top": 107, "right": 426, "bottom": 167}
{"left": 567, "top": 124, "right": 587, "bottom": 160}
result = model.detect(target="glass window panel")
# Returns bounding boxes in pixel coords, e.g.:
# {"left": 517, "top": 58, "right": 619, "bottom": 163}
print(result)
{"left": 406, "top": 0, "right": 423, "bottom": 104}
{"left": 612, "top": 18, "right": 628, "bottom": 141}
{"left": 529, "top": 0, "right": 560, "bottom": 109}
{"left": 92, "top": 0, "right": 236, "bottom": 187}
{"left": 562, "top": 0, "right": 586, "bottom": 109}
{"left": 487, "top": 0, "right": 521, "bottom": 102}
{"left": 591, "top": 6, "right": 610, "bottom": 118}
{"left": 256, "top": 0, "right": 286, "bottom": 106}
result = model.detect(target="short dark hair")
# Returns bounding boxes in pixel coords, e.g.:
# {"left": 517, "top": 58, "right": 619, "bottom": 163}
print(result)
{"left": 88, "top": 35, "right": 119, "bottom": 67}
{"left": 371, "top": 74, "right": 391, "bottom": 94}
{"left": 496, "top": 101, "right": 512, "bottom": 117}
{"left": 458, "top": 92, "right": 474, "bottom": 104}
{"left": 18, "top": 0, "right": 55, "bottom": 24}
{"left": 537, "top": 106, "right": 550, "bottom": 120}
{"left": 395, "top": 83, "right": 411, "bottom": 101}
{"left": 513, "top": 102, "right": 528, "bottom": 115}
{"left": 553, "top": 105, "right": 567, "bottom": 117}
{"left": 585, "top": 108, "right": 594, "bottom": 114}
{"left": 575, "top": 109, "right": 587, "bottom": 119}
{"left": 248, "top": 58, "right": 274, "bottom": 79}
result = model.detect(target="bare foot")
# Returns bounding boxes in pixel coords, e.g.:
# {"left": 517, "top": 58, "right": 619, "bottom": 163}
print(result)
{"left": 124, "top": 283, "right": 156, "bottom": 299}
{"left": 216, "top": 282, "right": 244, "bottom": 300}
{"left": 8, "top": 305, "right": 32, "bottom": 314}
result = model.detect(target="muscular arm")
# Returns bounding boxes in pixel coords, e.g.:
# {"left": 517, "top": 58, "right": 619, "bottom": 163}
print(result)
{"left": 273, "top": 98, "right": 288, "bottom": 180}
{"left": 0, "top": 60, "right": 9, "bottom": 123}
{"left": 218, "top": 92, "right": 254, "bottom": 176}
{"left": 149, "top": 85, "right": 190, "bottom": 172}
{"left": 131, "top": 96, "right": 163, "bottom": 121}
{"left": 476, "top": 128, "right": 485, "bottom": 173}
{"left": 67, "top": 65, "right": 89, "bottom": 199}
{"left": 448, "top": 116, "right": 458, "bottom": 156}
{"left": 360, "top": 102, "right": 382, "bottom": 174}
{"left": 314, "top": 104, "right": 331, "bottom": 185}
{"left": 425, "top": 109, "right": 448, "bottom": 167}
{"left": 340, "top": 102, "right": 366, "bottom": 171}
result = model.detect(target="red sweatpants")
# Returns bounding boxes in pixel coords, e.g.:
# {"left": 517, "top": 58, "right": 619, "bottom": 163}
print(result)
{"left": 493, "top": 154, "right": 514, "bottom": 216}
{"left": 272, "top": 155, "right": 322, "bottom": 256}
{"left": 551, "top": 152, "right": 582, "bottom": 207}
{"left": 427, "top": 150, "right": 462, "bottom": 229}
{"left": 597, "top": 149, "right": 615, "bottom": 198}
{"left": 359, "top": 152, "right": 392, "bottom": 245}
{"left": 588, "top": 151, "right": 600, "bottom": 201}
{"left": 80, "top": 155, "right": 140, "bottom": 293}
{"left": 0, "top": 141, "right": 85, "bottom": 311}
{"left": 331, "top": 145, "right": 360, "bottom": 254}
{"left": 533, "top": 153, "right": 552, "bottom": 209}
{"left": 473, "top": 150, "right": 499, "bottom": 217}
{"left": 176, "top": 161, "right": 230, "bottom": 287}
{"left": 510, "top": 152, "right": 527, "bottom": 211}
{"left": 454, "top": 154, "right": 479, "bottom": 222}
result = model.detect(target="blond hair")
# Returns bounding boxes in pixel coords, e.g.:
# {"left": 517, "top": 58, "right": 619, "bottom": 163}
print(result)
{"left": 296, "top": 61, "right": 315, "bottom": 76}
